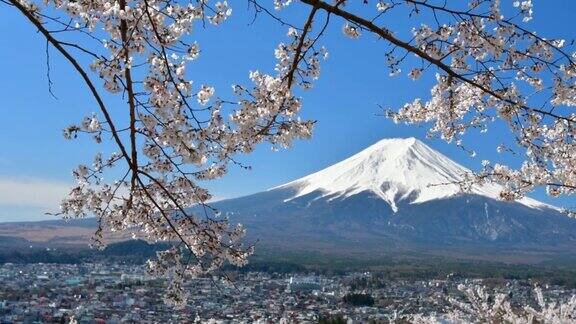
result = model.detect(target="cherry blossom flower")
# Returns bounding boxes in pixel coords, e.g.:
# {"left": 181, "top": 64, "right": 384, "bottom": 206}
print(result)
{"left": 343, "top": 23, "right": 361, "bottom": 39}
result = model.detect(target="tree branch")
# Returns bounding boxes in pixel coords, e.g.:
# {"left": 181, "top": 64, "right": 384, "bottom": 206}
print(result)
{"left": 299, "top": 0, "right": 575, "bottom": 124}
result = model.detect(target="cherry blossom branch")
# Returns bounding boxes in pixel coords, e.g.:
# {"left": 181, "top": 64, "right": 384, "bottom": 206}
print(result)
{"left": 300, "top": 0, "right": 575, "bottom": 124}
{"left": 118, "top": 0, "right": 139, "bottom": 192}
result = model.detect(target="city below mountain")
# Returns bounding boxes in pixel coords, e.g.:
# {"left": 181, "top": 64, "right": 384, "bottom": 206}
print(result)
{"left": 2, "top": 138, "right": 576, "bottom": 264}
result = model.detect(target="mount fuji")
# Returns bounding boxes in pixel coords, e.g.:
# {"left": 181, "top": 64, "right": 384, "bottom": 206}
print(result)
{"left": 272, "top": 137, "right": 550, "bottom": 213}
{"left": 204, "top": 137, "right": 576, "bottom": 259}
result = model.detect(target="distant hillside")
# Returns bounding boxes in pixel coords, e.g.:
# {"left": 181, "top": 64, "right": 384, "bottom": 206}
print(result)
{"left": 0, "top": 217, "right": 118, "bottom": 247}
{"left": 0, "top": 239, "right": 169, "bottom": 264}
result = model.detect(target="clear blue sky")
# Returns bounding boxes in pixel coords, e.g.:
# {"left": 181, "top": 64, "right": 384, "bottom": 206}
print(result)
{"left": 0, "top": 1, "right": 574, "bottom": 221}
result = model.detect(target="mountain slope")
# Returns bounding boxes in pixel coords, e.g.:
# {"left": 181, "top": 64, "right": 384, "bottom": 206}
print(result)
{"left": 205, "top": 138, "right": 576, "bottom": 258}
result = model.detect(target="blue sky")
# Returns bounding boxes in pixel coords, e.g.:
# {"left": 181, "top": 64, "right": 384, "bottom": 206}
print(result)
{"left": 0, "top": 1, "right": 574, "bottom": 221}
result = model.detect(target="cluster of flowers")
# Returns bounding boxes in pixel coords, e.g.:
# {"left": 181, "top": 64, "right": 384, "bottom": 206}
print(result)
{"left": 410, "top": 284, "right": 576, "bottom": 323}
{"left": 14, "top": 0, "right": 327, "bottom": 306}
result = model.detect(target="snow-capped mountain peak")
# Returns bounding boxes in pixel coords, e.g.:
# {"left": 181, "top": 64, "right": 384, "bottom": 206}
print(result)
{"left": 274, "top": 137, "right": 551, "bottom": 212}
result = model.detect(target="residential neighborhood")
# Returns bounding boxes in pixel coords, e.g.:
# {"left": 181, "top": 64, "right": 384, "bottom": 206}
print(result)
{"left": 1, "top": 263, "right": 573, "bottom": 323}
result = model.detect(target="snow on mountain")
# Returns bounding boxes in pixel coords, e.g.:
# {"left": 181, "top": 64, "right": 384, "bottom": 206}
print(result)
{"left": 273, "top": 137, "right": 552, "bottom": 212}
